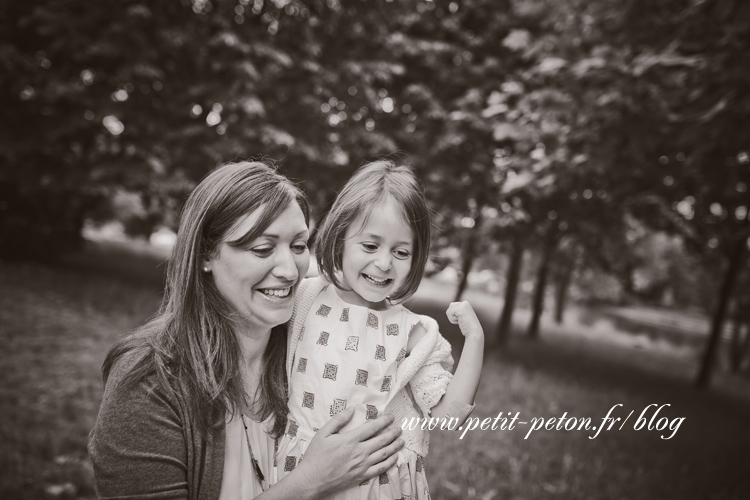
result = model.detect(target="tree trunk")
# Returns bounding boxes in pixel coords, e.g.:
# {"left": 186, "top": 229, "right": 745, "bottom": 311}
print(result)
{"left": 554, "top": 258, "right": 574, "bottom": 324}
{"left": 496, "top": 235, "right": 525, "bottom": 345}
{"left": 694, "top": 235, "right": 747, "bottom": 388}
{"left": 527, "top": 226, "right": 557, "bottom": 339}
{"left": 740, "top": 323, "right": 750, "bottom": 373}
{"left": 729, "top": 312, "right": 742, "bottom": 373}
{"left": 454, "top": 212, "right": 483, "bottom": 302}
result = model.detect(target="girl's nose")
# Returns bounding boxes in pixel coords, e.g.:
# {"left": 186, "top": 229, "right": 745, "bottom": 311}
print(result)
{"left": 374, "top": 250, "right": 392, "bottom": 272}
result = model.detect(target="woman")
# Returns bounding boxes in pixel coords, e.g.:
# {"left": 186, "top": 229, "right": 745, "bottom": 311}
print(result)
{"left": 88, "top": 161, "right": 404, "bottom": 499}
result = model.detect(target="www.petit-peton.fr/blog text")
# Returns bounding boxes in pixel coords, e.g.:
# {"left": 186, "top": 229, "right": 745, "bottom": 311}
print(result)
{"left": 401, "top": 404, "right": 685, "bottom": 440}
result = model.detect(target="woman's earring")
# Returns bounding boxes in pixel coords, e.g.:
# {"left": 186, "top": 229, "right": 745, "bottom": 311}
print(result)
{"left": 203, "top": 266, "right": 210, "bottom": 273}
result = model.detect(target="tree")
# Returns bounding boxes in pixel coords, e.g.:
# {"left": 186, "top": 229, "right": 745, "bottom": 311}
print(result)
{"left": 0, "top": 0, "right": 419, "bottom": 257}
{"left": 495, "top": 227, "right": 526, "bottom": 344}
{"left": 605, "top": 0, "right": 750, "bottom": 387}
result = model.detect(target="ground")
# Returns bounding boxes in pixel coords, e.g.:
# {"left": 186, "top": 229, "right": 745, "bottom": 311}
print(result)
{"left": 0, "top": 241, "right": 748, "bottom": 499}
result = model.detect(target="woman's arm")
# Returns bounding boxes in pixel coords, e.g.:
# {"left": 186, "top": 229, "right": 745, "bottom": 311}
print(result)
{"left": 88, "top": 373, "right": 201, "bottom": 499}
{"left": 91, "top": 374, "right": 403, "bottom": 500}
{"left": 428, "top": 301, "right": 484, "bottom": 426}
{"left": 257, "top": 409, "right": 404, "bottom": 499}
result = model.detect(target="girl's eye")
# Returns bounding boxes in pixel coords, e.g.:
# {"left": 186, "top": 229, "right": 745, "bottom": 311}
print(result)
{"left": 291, "top": 242, "right": 309, "bottom": 255}
{"left": 362, "top": 243, "right": 378, "bottom": 252}
{"left": 394, "top": 249, "right": 411, "bottom": 260}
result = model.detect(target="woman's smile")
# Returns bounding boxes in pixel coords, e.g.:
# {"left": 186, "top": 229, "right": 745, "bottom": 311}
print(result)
{"left": 258, "top": 286, "right": 293, "bottom": 299}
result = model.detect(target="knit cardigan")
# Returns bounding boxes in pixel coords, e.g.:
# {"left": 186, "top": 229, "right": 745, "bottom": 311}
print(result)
{"left": 285, "top": 277, "right": 457, "bottom": 456}
{"left": 88, "top": 349, "right": 225, "bottom": 500}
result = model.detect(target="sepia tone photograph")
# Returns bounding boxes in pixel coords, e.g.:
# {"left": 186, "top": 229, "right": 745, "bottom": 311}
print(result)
{"left": 1, "top": 0, "right": 749, "bottom": 498}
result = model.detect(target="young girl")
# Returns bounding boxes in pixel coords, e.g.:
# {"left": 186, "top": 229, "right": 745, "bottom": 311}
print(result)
{"left": 278, "top": 160, "right": 484, "bottom": 499}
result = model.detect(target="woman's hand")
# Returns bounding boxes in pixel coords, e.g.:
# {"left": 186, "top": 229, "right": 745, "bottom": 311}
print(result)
{"left": 264, "top": 408, "right": 403, "bottom": 499}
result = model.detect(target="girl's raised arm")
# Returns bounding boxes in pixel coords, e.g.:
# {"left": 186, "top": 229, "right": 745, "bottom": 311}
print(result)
{"left": 429, "top": 301, "right": 484, "bottom": 426}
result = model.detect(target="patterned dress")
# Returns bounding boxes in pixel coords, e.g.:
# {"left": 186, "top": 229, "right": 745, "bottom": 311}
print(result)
{"left": 277, "top": 284, "right": 430, "bottom": 499}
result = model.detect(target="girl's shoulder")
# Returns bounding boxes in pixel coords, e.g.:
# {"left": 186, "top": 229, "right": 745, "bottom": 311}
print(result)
{"left": 392, "top": 303, "right": 430, "bottom": 328}
{"left": 388, "top": 304, "right": 437, "bottom": 354}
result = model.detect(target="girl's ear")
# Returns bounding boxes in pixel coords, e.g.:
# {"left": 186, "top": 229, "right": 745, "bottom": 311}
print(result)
{"left": 202, "top": 261, "right": 212, "bottom": 273}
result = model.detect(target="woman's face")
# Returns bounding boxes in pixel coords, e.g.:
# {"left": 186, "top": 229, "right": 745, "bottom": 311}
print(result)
{"left": 206, "top": 201, "right": 310, "bottom": 333}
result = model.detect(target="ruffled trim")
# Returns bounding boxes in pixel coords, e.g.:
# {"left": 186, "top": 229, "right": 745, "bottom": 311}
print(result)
{"left": 410, "top": 362, "right": 452, "bottom": 417}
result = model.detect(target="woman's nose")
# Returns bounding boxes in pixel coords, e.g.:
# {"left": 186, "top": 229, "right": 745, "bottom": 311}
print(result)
{"left": 273, "top": 249, "right": 299, "bottom": 281}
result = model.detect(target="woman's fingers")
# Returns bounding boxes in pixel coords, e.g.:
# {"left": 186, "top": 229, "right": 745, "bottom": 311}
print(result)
{"left": 366, "top": 434, "right": 404, "bottom": 467}
{"left": 316, "top": 406, "right": 355, "bottom": 438}
{"left": 349, "top": 413, "right": 395, "bottom": 442}
{"left": 297, "top": 413, "right": 403, "bottom": 494}
{"left": 363, "top": 452, "right": 399, "bottom": 480}
{"left": 361, "top": 422, "right": 402, "bottom": 457}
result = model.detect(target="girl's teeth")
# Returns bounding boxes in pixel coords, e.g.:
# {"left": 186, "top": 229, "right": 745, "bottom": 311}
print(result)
{"left": 262, "top": 288, "right": 290, "bottom": 298}
{"left": 365, "top": 275, "right": 387, "bottom": 285}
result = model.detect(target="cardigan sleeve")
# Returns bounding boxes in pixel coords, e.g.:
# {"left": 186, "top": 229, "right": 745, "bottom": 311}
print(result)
{"left": 88, "top": 355, "right": 202, "bottom": 500}
{"left": 286, "top": 277, "right": 327, "bottom": 381}
{"left": 407, "top": 320, "right": 455, "bottom": 417}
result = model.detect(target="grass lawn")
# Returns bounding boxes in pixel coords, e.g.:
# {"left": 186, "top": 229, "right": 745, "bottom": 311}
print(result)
{"left": 0, "top": 245, "right": 164, "bottom": 499}
{"left": 1, "top": 242, "right": 749, "bottom": 499}
{"left": 409, "top": 281, "right": 750, "bottom": 500}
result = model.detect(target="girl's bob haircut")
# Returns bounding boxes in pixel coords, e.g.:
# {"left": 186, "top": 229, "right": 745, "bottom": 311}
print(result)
{"left": 315, "top": 160, "right": 431, "bottom": 303}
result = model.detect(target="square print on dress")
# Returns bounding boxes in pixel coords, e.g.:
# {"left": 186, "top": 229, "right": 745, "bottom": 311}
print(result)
{"left": 302, "top": 391, "right": 314, "bottom": 409}
{"left": 316, "top": 304, "right": 332, "bottom": 317}
{"left": 355, "top": 369, "right": 368, "bottom": 386}
{"left": 345, "top": 336, "right": 359, "bottom": 351}
{"left": 330, "top": 398, "right": 347, "bottom": 416}
{"left": 323, "top": 363, "right": 338, "bottom": 381}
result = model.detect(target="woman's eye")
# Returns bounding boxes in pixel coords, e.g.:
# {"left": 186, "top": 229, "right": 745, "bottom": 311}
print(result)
{"left": 291, "top": 242, "right": 309, "bottom": 254}
{"left": 362, "top": 243, "right": 378, "bottom": 252}
{"left": 251, "top": 246, "right": 273, "bottom": 256}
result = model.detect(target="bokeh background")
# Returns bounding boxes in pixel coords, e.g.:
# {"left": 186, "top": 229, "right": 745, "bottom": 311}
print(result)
{"left": 1, "top": 0, "right": 749, "bottom": 498}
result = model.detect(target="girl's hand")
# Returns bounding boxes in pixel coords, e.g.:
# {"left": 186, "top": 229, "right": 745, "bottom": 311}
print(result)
{"left": 290, "top": 408, "right": 404, "bottom": 498}
{"left": 446, "top": 301, "right": 484, "bottom": 341}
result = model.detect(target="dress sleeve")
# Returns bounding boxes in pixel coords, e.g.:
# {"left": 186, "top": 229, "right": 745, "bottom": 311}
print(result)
{"left": 88, "top": 362, "right": 191, "bottom": 499}
{"left": 407, "top": 318, "right": 455, "bottom": 417}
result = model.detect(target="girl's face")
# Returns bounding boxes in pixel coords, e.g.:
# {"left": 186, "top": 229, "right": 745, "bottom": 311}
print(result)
{"left": 206, "top": 201, "right": 310, "bottom": 334}
{"left": 338, "top": 198, "right": 414, "bottom": 310}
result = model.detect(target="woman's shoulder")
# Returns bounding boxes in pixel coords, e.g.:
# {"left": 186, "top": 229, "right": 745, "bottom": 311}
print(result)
{"left": 107, "top": 342, "right": 148, "bottom": 377}
{"left": 95, "top": 346, "right": 190, "bottom": 462}
{"left": 104, "top": 348, "right": 174, "bottom": 410}
{"left": 102, "top": 328, "right": 183, "bottom": 414}
{"left": 104, "top": 329, "right": 156, "bottom": 384}
{"left": 89, "top": 343, "right": 209, "bottom": 499}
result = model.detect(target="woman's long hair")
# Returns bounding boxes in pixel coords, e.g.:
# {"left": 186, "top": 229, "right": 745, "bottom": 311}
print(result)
{"left": 102, "top": 161, "right": 309, "bottom": 438}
